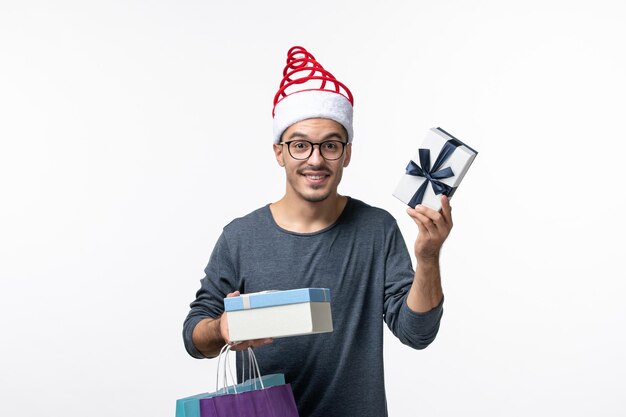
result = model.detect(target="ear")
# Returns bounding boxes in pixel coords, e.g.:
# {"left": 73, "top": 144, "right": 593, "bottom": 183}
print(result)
{"left": 342, "top": 143, "right": 352, "bottom": 168}
{"left": 273, "top": 143, "right": 285, "bottom": 167}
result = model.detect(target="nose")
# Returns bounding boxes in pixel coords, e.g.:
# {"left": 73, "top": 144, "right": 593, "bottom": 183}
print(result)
{"left": 307, "top": 144, "right": 325, "bottom": 164}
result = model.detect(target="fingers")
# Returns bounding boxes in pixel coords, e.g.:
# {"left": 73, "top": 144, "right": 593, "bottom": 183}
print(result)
{"left": 228, "top": 338, "right": 273, "bottom": 351}
{"left": 407, "top": 197, "right": 452, "bottom": 231}
{"left": 221, "top": 291, "right": 241, "bottom": 341}
{"left": 440, "top": 195, "right": 453, "bottom": 228}
{"left": 407, "top": 205, "right": 444, "bottom": 233}
{"left": 219, "top": 290, "right": 239, "bottom": 344}
{"left": 407, "top": 207, "right": 430, "bottom": 236}
{"left": 406, "top": 197, "right": 454, "bottom": 260}
{"left": 407, "top": 207, "right": 438, "bottom": 236}
{"left": 223, "top": 290, "right": 273, "bottom": 350}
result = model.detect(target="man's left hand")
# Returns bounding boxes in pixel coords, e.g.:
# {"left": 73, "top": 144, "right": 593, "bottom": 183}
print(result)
{"left": 406, "top": 195, "right": 453, "bottom": 262}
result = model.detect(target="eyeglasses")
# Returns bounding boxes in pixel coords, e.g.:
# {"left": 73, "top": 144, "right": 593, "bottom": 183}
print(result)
{"left": 279, "top": 140, "right": 347, "bottom": 161}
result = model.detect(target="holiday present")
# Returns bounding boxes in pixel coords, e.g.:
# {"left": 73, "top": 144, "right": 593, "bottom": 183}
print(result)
{"left": 224, "top": 288, "right": 333, "bottom": 342}
{"left": 393, "top": 127, "right": 478, "bottom": 211}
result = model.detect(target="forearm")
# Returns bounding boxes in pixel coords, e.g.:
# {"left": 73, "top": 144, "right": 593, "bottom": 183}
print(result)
{"left": 406, "top": 257, "right": 443, "bottom": 313}
{"left": 191, "top": 316, "right": 227, "bottom": 358}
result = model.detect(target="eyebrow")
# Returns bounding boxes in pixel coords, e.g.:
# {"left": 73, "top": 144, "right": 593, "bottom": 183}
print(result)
{"left": 286, "top": 131, "right": 346, "bottom": 142}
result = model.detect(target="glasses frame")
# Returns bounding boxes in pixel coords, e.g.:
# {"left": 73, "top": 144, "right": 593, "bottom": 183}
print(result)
{"left": 279, "top": 139, "right": 347, "bottom": 161}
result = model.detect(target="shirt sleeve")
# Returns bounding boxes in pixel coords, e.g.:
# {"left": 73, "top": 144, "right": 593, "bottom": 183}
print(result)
{"left": 182, "top": 232, "right": 239, "bottom": 359}
{"left": 382, "top": 221, "right": 444, "bottom": 349}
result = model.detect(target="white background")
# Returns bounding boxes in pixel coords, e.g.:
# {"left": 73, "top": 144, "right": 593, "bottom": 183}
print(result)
{"left": 1, "top": 0, "right": 625, "bottom": 416}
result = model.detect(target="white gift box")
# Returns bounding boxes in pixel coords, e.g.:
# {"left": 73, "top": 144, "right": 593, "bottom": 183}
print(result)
{"left": 393, "top": 127, "right": 478, "bottom": 211}
{"left": 224, "top": 288, "right": 333, "bottom": 342}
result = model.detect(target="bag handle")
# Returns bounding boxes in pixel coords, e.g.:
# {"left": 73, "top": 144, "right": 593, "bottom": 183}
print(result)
{"left": 240, "top": 347, "right": 266, "bottom": 391}
{"left": 215, "top": 345, "right": 267, "bottom": 395}
{"left": 215, "top": 344, "right": 238, "bottom": 394}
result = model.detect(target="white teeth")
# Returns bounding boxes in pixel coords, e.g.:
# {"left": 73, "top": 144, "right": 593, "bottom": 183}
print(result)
{"left": 307, "top": 175, "right": 324, "bottom": 180}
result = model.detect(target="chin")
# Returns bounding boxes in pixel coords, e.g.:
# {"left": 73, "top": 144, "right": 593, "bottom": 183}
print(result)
{"left": 298, "top": 189, "right": 332, "bottom": 203}
{"left": 303, "top": 193, "right": 331, "bottom": 203}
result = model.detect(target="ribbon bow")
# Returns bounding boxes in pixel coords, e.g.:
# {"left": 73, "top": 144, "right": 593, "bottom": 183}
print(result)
{"left": 405, "top": 140, "right": 458, "bottom": 208}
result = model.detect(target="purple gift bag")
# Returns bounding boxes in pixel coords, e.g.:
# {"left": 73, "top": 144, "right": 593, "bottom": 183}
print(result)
{"left": 200, "top": 384, "right": 298, "bottom": 417}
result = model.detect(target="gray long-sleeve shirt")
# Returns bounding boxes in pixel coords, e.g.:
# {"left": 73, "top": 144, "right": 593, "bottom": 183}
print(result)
{"left": 183, "top": 197, "right": 443, "bottom": 417}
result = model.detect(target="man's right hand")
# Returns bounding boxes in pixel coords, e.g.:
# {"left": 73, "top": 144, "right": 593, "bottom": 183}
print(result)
{"left": 192, "top": 291, "right": 273, "bottom": 358}
{"left": 220, "top": 291, "right": 273, "bottom": 351}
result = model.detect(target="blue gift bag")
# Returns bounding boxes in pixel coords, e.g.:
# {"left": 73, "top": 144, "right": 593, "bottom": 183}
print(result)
{"left": 176, "top": 392, "right": 210, "bottom": 417}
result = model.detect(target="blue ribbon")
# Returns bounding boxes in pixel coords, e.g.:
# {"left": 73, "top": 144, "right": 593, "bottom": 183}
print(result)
{"left": 405, "top": 139, "right": 461, "bottom": 207}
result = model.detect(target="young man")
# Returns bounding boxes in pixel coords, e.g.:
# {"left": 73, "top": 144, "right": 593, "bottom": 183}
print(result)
{"left": 183, "top": 46, "right": 452, "bottom": 417}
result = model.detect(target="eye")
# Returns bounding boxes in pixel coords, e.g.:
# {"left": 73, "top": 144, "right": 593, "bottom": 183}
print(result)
{"left": 323, "top": 141, "right": 339, "bottom": 150}
{"left": 292, "top": 141, "right": 310, "bottom": 150}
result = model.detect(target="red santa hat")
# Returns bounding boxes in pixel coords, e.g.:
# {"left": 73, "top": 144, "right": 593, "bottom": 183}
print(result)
{"left": 272, "top": 46, "right": 354, "bottom": 144}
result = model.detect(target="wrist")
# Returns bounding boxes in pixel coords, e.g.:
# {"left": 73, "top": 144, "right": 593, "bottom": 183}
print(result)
{"left": 416, "top": 253, "right": 440, "bottom": 267}
{"left": 212, "top": 316, "right": 225, "bottom": 343}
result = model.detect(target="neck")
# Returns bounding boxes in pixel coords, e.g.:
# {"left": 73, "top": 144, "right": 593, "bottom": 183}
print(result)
{"left": 270, "top": 192, "right": 348, "bottom": 233}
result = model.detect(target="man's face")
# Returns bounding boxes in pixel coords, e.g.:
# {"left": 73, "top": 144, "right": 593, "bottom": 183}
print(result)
{"left": 273, "top": 118, "right": 352, "bottom": 203}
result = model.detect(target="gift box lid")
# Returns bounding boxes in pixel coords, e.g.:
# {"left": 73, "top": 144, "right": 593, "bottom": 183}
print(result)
{"left": 434, "top": 127, "right": 478, "bottom": 154}
{"left": 224, "top": 288, "right": 331, "bottom": 312}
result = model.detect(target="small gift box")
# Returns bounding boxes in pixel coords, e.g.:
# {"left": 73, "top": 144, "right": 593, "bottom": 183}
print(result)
{"left": 224, "top": 288, "right": 333, "bottom": 342}
{"left": 393, "top": 127, "right": 478, "bottom": 211}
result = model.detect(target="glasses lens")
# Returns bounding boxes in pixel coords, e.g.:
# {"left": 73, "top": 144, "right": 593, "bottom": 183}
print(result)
{"left": 320, "top": 141, "right": 344, "bottom": 160}
{"left": 288, "top": 141, "right": 312, "bottom": 159}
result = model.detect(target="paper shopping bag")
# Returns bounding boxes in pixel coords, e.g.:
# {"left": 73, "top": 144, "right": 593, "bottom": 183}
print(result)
{"left": 175, "top": 374, "right": 286, "bottom": 417}
{"left": 200, "top": 384, "right": 299, "bottom": 417}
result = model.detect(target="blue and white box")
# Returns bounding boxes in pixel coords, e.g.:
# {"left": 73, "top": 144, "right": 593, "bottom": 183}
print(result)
{"left": 224, "top": 288, "right": 333, "bottom": 342}
{"left": 393, "top": 127, "right": 478, "bottom": 211}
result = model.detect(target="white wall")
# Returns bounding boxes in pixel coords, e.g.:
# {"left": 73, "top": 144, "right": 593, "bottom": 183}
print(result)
{"left": 1, "top": 0, "right": 625, "bottom": 415}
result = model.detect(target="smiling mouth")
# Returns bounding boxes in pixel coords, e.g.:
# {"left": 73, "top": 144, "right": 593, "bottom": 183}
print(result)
{"left": 301, "top": 172, "right": 331, "bottom": 185}
{"left": 305, "top": 174, "right": 327, "bottom": 180}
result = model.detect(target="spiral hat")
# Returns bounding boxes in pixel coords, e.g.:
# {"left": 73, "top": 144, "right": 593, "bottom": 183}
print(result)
{"left": 272, "top": 46, "right": 354, "bottom": 143}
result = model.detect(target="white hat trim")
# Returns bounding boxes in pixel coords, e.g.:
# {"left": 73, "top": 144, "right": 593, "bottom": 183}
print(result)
{"left": 272, "top": 90, "right": 354, "bottom": 144}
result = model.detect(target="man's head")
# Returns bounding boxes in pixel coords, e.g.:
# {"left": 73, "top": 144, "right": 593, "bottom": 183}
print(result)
{"left": 270, "top": 46, "right": 354, "bottom": 203}
{"left": 273, "top": 118, "right": 351, "bottom": 203}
